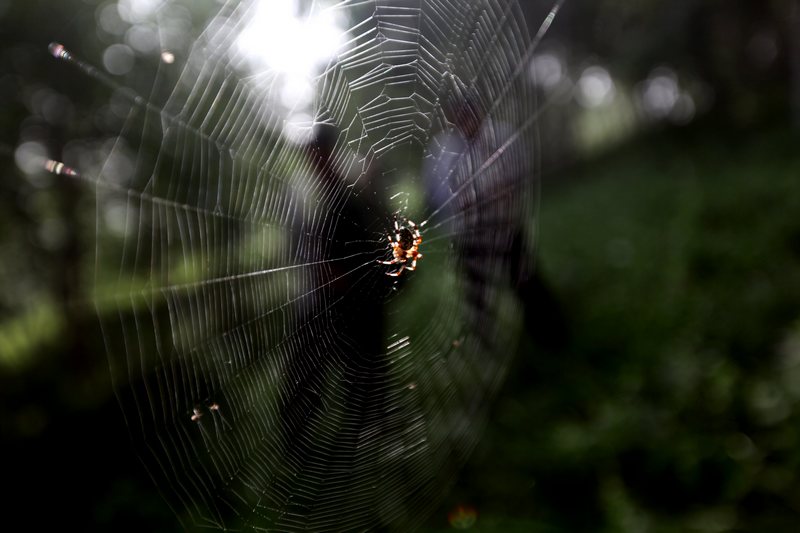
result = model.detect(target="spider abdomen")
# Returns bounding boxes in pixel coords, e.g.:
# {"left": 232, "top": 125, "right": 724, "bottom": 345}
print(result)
{"left": 397, "top": 228, "right": 414, "bottom": 250}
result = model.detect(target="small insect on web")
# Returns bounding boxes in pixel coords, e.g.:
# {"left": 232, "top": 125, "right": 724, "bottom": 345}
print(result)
{"left": 45, "top": 0, "right": 566, "bottom": 531}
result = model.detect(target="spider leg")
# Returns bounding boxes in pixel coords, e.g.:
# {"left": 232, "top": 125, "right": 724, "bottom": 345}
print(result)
{"left": 387, "top": 265, "right": 405, "bottom": 277}
{"left": 378, "top": 258, "right": 401, "bottom": 265}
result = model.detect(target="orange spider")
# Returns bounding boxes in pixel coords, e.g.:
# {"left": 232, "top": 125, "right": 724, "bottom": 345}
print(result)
{"left": 378, "top": 216, "right": 423, "bottom": 277}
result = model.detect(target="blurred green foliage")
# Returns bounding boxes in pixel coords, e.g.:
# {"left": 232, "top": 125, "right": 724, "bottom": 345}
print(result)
{"left": 428, "top": 125, "right": 800, "bottom": 532}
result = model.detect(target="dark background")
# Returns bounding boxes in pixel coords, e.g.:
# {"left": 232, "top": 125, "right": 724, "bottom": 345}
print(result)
{"left": 2, "top": 0, "right": 799, "bottom": 531}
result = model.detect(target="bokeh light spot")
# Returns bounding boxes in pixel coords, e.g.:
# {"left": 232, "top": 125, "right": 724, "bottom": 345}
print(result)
{"left": 576, "top": 65, "right": 616, "bottom": 108}
{"left": 531, "top": 52, "right": 564, "bottom": 90}
{"left": 102, "top": 43, "right": 135, "bottom": 75}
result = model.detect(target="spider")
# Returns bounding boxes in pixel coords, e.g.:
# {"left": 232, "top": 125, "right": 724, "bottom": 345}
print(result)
{"left": 378, "top": 215, "right": 423, "bottom": 277}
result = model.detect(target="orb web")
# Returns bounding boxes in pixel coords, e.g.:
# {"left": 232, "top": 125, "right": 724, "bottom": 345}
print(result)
{"left": 87, "top": 0, "right": 558, "bottom": 530}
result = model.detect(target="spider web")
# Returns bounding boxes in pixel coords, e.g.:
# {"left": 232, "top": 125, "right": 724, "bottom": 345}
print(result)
{"left": 87, "top": 0, "right": 559, "bottom": 530}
